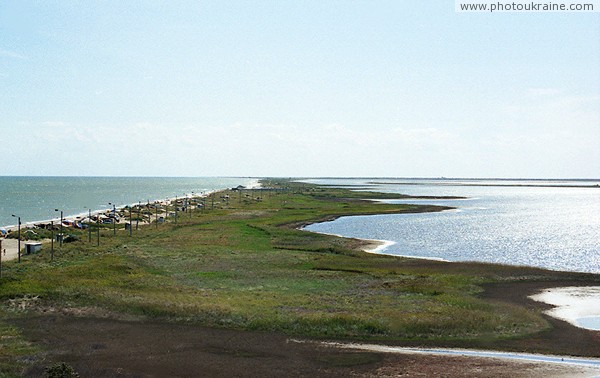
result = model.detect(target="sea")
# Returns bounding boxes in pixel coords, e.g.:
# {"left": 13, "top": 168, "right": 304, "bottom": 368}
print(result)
{"left": 302, "top": 178, "right": 600, "bottom": 274}
{"left": 0, "top": 176, "right": 258, "bottom": 229}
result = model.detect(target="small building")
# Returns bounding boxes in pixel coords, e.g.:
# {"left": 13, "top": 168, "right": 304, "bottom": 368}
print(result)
{"left": 25, "top": 242, "right": 43, "bottom": 255}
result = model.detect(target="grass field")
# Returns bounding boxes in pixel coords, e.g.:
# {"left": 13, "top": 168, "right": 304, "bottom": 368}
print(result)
{"left": 0, "top": 179, "right": 598, "bottom": 375}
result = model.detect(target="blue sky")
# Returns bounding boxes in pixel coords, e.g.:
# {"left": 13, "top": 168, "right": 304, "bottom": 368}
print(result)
{"left": 1, "top": 1, "right": 598, "bottom": 178}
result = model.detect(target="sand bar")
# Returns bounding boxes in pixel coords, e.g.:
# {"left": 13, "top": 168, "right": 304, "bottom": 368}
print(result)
{"left": 529, "top": 286, "right": 600, "bottom": 331}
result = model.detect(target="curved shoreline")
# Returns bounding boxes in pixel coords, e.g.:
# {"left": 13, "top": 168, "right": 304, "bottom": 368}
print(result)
{"left": 2, "top": 179, "right": 600, "bottom": 376}
{"left": 530, "top": 286, "right": 600, "bottom": 331}
{"left": 0, "top": 178, "right": 261, "bottom": 231}
{"left": 0, "top": 183, "right": 261, "bottom": 261}
{"left": 0, "top": 186, "right": 255, "bottom": 232}
{"left": 315, "top": 341, "right": 600, "bottom": 368}
{"left": 296, "top": 202, "right": 454, "bottom": 263}
{"left": 297, "top": 197, "right": 600, "bottom": 332}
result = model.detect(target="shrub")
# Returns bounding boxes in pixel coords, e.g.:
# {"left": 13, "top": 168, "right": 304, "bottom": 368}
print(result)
{"left": 45, "top": 362, "right": 80, "bottom": 378}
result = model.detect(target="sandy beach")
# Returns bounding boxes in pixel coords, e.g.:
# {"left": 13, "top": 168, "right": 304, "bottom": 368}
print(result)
{"left": 359, "top": 238, "right": 396, "bottom": 253}
{"left": 0, "top": 192, "right": 217, "bottom": 263}
{"left": 0, "top": 183, "right": 266, "bottom": 264}
{"left": 2, "top": 182, "right": 599, "bottom": 377}
{"left": 362, "top": 238, "right": 450, "bottom": 261}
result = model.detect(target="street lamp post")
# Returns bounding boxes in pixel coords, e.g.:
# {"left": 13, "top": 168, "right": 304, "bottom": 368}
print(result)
{"left": 175, "top": 196, "right": 178, "bottom": 224}
{"left": 190, "top": 192, "right": 194, "bottom": 216}
{"left": 165, "top": 198, "right": 169, "bottom": 223}
{"left": 84, "top": 207, "right": 92, "bottom": 242}
{"left": 50, "top": 220, "right": 54, "bottom": 261}
{"left": 11, "top": 215, "right": 21, "bottom": 263}
{"left": 55, "top": 209, "right": 63, "bottom": 247}
{"left": 136, "top": 201, "right": 141, "bottom": 230}
{"left": 108, "top": 203, "right": 116, "bottom": 235}
{"left": 96, "top": 215, "right": 100, "bottom": 246}
{"left": 88, "top": 208, "right": 92, "bottom": 242}
{"left": 128, "top": 206, "right": 132, "bottom": 237}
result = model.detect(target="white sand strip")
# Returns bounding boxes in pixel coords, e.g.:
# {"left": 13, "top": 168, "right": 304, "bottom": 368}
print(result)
{"left": 530, "top": 286, "right": 600, "bottom": 331}
{"left": 360, "top": 239, "right": 396, "bottom": 253}
{"left": 291, "top": 339, "right": 600, "bottom": 376}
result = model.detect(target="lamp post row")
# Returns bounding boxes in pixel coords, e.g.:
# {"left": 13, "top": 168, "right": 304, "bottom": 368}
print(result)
{"left": 10, "top": 214, "right": 20, "bottom": 263}
{"left": 4, "top": 191, "right": 213, "bottom": 263}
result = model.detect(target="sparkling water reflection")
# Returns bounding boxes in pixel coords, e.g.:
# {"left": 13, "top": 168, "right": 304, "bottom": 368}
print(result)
{"left": 303, "top": 179, "right": 600, "bottom": 273}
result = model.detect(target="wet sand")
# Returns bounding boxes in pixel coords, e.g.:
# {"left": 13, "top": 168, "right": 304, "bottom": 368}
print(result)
{"left": 530, "top": 286, "right": 600, "bottom": 331}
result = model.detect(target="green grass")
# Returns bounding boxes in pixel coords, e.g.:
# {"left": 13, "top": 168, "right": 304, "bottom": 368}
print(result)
{"left": 0, "top": 179, "right": 597, "bottom": 372}
{"left": 0, "top": 320, "right": 38, "bottom": 377}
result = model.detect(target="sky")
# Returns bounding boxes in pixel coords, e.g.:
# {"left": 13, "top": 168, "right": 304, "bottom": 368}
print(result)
{"left": 0, "top": 1, "right": 599, "bottom": 178}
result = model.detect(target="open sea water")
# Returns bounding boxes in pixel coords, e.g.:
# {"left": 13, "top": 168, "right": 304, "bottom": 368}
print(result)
{"left": 0, "top": 176, "right": 257, "bottom": 228}
{"left": 303, "top": 178, "right": 600, "bottom": 274}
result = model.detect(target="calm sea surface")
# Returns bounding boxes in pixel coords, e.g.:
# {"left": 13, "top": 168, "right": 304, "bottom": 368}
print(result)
{"left": 303, "top": 178, "right": 600, "bottom": 274}
{"left": 0, "top": 177, "right": 257, "bottom": 228}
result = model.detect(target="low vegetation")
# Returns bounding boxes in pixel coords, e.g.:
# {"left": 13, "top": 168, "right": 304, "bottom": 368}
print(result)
{"left": 0, "top": 179, "right": 597, "bottom": 375}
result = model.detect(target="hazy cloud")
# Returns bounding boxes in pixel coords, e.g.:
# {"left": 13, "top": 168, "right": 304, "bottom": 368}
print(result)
{"left": 0, "top": 48, "right": 26, "bottom": 60}
{"left": 41, "top": 121, "right": 67, "bottom": 127}
{"left": 527, "top": 88, "right": 560, "bottom": 97}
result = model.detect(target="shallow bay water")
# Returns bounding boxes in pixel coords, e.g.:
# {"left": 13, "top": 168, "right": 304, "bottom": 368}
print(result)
{"left": 303, "top": 178, "right": 600, "bottom": 274}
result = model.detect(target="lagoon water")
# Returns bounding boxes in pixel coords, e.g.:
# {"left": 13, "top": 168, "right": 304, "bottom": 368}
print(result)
{"left": 303, "top": 178, "right": 600, "bottom": 274}
{"left": 0, "top": 177, "right": 256, "bottom": 228}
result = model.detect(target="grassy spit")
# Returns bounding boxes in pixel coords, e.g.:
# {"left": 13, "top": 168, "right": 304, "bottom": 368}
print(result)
{"left": 0, "top": 179, "right": 598, "bottom": 374}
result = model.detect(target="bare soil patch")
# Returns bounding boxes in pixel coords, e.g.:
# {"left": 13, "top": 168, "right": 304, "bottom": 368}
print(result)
{"left": 14, "top": 304, "right": 599, "bottom": 377}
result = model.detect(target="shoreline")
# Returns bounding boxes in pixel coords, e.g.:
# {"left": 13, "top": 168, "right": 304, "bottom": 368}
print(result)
{"left": 315, "top": 341, "right": 600, "bottom": 368}
{"left": 300, "top": 198, "right": 598, "bottom": 274}
{"left": 0, "top": 178, "right": 261, "bottom": 231}
{"left": 358, "top": 234, "right": 600, "bottom": 332}
{"left": 530, "top": 286, "right": 600, "bottom": 331}
{"left": 304, "top": 217, "right": 599, "bottom": 274}
{"left": 0, "top": 180, "right": 261, "bottom": 232}
{"left": 361, "top": 238, "right": 451, "bottom": 261}
{"left": 300, "top": 213, "right": 600, "bottom": 332}
{"left": 0, "top": 181, "right": 262, "bottom": 261}
{"left": 2, "top": 179, "right": 600, "bottom": 375}
{"left": 297, "top": 226, "right": 450, "bottom": 262}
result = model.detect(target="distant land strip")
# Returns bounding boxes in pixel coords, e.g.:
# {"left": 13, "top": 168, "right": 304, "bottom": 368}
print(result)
{"left": 368, "top": 182, "right": 600, "bottom": 188}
